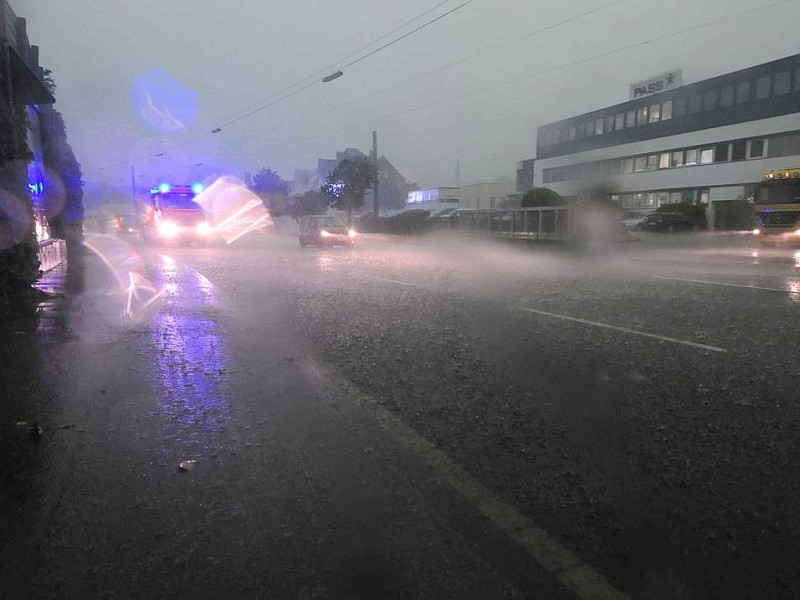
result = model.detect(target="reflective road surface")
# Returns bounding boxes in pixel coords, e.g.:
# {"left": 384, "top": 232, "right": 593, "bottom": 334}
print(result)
{"left": 2, "top": 230, "right": 799, "bottom": 599}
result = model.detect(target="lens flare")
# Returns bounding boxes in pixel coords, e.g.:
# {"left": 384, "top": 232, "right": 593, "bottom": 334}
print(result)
{"left": 82, "top": 234, "right": 164, "bottom": 331}
{"left": 193, "top": 176, "right": 273, "bottom": 244}
{"left": 133, "top": 68, "right": 198, "bottom": 131}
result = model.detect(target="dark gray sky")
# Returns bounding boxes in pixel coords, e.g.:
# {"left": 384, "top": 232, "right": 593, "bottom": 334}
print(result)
{"left": 17, "top": 0, "right": 800, "bottom": 190}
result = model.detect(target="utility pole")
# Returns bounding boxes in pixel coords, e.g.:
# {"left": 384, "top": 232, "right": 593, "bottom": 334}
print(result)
{"left": 455, "top": 159, "right": 461, "bottom": 187}
{"left": 372, "top": 130, "right": 379, "bottom": 218}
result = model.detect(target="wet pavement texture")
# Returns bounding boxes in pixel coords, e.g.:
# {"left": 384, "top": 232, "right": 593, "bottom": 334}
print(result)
{"left": 2, "top": 230, "right": 799, "bottom": 599}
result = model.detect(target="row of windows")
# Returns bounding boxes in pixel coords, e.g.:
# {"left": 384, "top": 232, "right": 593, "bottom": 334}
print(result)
{"left": 543, "top": 136, "right": 768, "bottom": 183}
{"left": 540, "top": 67, "right": 800, "bottom": 149}
{"left": 615, "top": 188, "right": 710, "bottom": 210}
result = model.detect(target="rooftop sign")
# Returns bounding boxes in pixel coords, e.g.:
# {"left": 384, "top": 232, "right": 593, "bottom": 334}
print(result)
{"left": 629, "top": 69, "right": 682, "bottom": 100}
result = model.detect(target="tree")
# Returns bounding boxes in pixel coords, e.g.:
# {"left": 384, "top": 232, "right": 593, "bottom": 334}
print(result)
{"left": 521, "top": 187, "right": 564, "bottom": 207}
{"left": 40, "top": 105, "right": 84, "bottom": 240}
{"left": 290, "top": 189, "right": 327, "bottom": 219}
{"left": 251, "top": 167, "right": 290, "bottom": 217}
{"left": 321, "top": 156, "right": 378, "bottom": 225}
{"left": 251, "top": 167, "right": 290, "bottom": 196}
{"left": 0, "top": 99, "right": 38, "bottom": 313}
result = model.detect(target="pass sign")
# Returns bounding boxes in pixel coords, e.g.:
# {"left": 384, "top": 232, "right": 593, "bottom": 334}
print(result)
{"left": 629, "top": 70, "right": 682, "bottom": 100}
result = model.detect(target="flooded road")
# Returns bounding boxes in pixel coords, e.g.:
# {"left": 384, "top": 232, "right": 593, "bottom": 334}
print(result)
{"left": 2, "top": 230, "right": 799, "bottom": 599}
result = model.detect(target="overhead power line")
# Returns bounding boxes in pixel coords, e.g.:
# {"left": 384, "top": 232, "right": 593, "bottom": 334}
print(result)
{"left": 307, "top": 0, "right": 797, "bottom": 136}
{"left": 341, "top": 0, "right": 474, "bottom": 70}
{"left": 210, "top": 0, "right": 475, "bottom": 132}
{"left": 218, "top": 0, "right": 632, "bottom": 146}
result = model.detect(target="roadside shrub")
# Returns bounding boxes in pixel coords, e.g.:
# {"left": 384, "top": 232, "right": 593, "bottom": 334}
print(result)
{"left": 354, "top": 212, "right": 382, "bottom": 233}
{"left": 385, "top": 209, "right": 431, "bottom": 234}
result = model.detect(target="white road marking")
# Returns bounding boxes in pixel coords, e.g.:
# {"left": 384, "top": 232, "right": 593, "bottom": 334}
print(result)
{"left": 303, "top": 359, "right": 630, "bottom": 600}
{"left": 654, "top": 275, "right": 787, "bottom": 293}
{"left": 513, "top": 306, "right": 726, "bottom": 353}
{"left": 365, "top": 276, "right": 418, "bottom": 287}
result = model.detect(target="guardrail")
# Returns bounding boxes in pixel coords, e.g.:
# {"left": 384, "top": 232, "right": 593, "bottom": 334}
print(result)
{"left": 37, "top": 238, "right": 66, "bottom": 272}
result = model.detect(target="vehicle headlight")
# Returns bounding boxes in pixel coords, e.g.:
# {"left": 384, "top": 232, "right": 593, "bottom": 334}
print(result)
{"left": 157, "top": 220, "right": 179, "bottom": 237}
{"left": 197, "top": 221, "right": 212, "bottom": 235}
{"left": 752, "top": 228, "right": 761, "bottom": 235}
{"left": 320, "top": 229, "right": 332, "bottom": 237}
{"left": 348, "top": 229, "right": 356, "bottom": 238}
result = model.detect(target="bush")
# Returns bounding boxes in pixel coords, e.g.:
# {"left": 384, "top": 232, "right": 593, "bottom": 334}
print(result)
{"left": 354, "top": 209, "right": 433, "bottom": 235}
{"left": 386, "top": 209, "right": 431, "bottom": 234}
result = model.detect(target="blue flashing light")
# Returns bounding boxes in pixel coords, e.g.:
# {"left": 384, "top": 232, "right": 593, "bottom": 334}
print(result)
{"left": 158, "top": 182, "right": 171, "bottom": 194}
{"left": 191, "top": 182, "right": 204, "bottom": 194}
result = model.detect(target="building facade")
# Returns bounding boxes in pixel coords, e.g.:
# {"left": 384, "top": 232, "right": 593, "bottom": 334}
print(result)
{"left": 534, "top": 54, "right": 800, "bottom": 229}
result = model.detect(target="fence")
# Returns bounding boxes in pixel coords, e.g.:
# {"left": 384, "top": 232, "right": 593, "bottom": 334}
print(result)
{"left": 447, "top": 206, "right": 575, "bottom": 242}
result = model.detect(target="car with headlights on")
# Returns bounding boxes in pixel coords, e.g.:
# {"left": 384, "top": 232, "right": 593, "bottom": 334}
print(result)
{"left": 298, "top": 215, "right": 356, "bottom": 248}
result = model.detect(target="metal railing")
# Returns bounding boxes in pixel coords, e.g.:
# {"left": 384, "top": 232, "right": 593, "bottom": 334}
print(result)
{"left": 447, "top": 206, "right": 575, "bottom": 242}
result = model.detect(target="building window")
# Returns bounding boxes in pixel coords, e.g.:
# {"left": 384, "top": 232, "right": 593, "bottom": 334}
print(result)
{"left": 769, "top": 132, "right": 800, "bottom": 157}
{"left": 637, "top": 106, "right": 649, "bottom": 126}
{"left": 703, "top": 89, "right": 716, "bottom": 111}
{"left": 731, "top": 140, "right": 747, "bottom": 161}
{"left": 700, "top": 148, "right": 714, "bottom": 164}
{"left": 568, "top": 125, "right": 576, "bottom": 141}
{"left": 585, "top": 121, "right": 595, "bottom": 136}
{"left": 633, "top": 156, "right": 646, "bottom": 172}
{"left": 748, "top": 138, "right": 765, "bottom": 158}
{"left": 685, "top": 148, "right": 698, "bottom": 165}
{"left": 605, "top": 114, "right": 615, "bottom": 133}
{"left": 774, "top": 71, "right": 790, "bottom": 95}
{"left": 623, "top": 158, "right": 635, "bottom": 173}
{"left": 661, "top": 100, "right": 673, "bottom": 120}
{"left": 670, "top": 191, "right": 682, "bottom": 204}
{"left": 595, "top": 118, "right": 604, "bottom": 135}
{"left": 615, "top": 113, "right": 625, "bottom": 130}
{"left": 700, "top": 190, "right": 709, "bottom": 206}
{"left": 720, "top": 85, "right": 734, "bottom": 107}
{"left": 796, "top": 68, "right": 800, "bottom": 92}
{"left": 671, "top": 151, "right": 684, "bottom": 167}
{"left": 647, "top": 104, "right": 659, "bottom": 123}
{"left": 755, "top": 75, "right": 771, "bottom": 99}
{"left": 646, "top": 154, "right": 659, "bottom": 170}
{"left": 657, "top": 191, "right": 669, "bottom": 206}
{"left": 736, "top": 81, "right": 751, "bottom": 103}
{"left": 659, "top": 153, "right": 670, "bottom": 169}
{"left": 626, "top": 110, "right": 636, "bottom": 128}
{"left": 715, "top": 142, "right": 730, "bottom": 162}
{"left": 673, "top": 97, "right": 687, "bottom": 117}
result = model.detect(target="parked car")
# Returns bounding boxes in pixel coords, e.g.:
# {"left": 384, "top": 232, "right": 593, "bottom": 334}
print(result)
{"left": 298, "top": 215, "right": 356, "bottom": 248}
{"left": 620, "top": 211, "right": 648, "bottom": 230}
{"left": 637, "top": 212, "right": 693, "bottom": 232}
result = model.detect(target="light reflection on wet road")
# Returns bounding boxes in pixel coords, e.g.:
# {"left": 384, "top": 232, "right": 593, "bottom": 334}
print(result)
{"left": 146, "top": 254, "right": 231, "bottom": 458}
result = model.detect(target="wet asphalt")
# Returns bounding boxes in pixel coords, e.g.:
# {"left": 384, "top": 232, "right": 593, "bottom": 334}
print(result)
{"left": 2, "top": 229, "right": 799, "bottom": 599}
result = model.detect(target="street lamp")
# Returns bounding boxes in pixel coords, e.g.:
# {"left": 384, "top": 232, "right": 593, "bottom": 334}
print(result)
{"left": 322, "top": 70, "right": 343, "bottom": 83}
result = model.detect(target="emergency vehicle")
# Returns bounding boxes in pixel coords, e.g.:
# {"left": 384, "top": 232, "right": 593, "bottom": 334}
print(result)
{"left": 139, "top": 183, "right": 212, "bottom": 245}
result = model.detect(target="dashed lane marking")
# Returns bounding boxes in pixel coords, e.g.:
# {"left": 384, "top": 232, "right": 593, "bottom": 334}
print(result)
{"left": 364, "top": 275, "right": 418, "bottom": 287}
{"left": 653, "top": 275, "right": 788, "bottom": 293}
{"left": 513, "top": 306, "right": 726, "bottom": 353}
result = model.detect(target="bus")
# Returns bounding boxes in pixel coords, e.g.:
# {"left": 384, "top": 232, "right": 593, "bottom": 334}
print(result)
{"left": 752, "top": 168, "right": 800, "bottom": 244}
